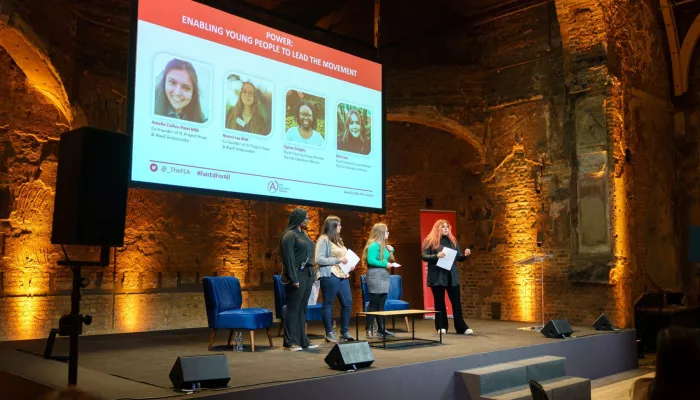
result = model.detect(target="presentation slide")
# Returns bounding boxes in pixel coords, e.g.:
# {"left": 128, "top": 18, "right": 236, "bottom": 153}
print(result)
{"left": 129, "top": 0, "right": 384, "bottom": 211}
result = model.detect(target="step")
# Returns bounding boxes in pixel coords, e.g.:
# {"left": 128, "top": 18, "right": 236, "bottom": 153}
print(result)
{"left": 459, "top": 363, "right": 527, "bottom": 399}
{"left": 510, "top": 355, "right": 566, "bottom": 383}
{"left": 482, "top": 384, "right": 551, "bottom": 400}
{"left": 482, "top": 376, "right": 591, "bottom": 400}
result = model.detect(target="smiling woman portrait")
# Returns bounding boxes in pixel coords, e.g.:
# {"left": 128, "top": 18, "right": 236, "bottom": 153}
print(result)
{"left": 284, "top": 90, "right": 326, "bottom": 147}
{"left": 337, "top": 104, "right": 371, "bottom": 155}
{"left": 153, "top": 57, "right": 209, "bottom": 123}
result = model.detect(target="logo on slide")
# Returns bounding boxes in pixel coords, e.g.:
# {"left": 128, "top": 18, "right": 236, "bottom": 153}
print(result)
{"left": 267, "top": 180, "right": 279, "bottom": 193}
{"left": 149, "top": 163, "right": 158, "bottom": 172}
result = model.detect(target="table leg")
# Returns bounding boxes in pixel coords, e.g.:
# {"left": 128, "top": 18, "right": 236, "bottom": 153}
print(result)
{"left": 383, "top": 315, "right": 387, "bottom": 349}
{"left": 412, "top": 316, "right": 415, "bottom": 341}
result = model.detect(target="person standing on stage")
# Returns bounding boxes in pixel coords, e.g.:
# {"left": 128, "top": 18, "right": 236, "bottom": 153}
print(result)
{"left": 362, "top": 223, "right": 396, "bottom": 338}
{"left": 315, "top": 215, "right": 355, "bottom": 343}
{"left": 422, "top": 219, "right": 473, "bottom": 335}
{"left": 279, "top": 208, "right": 319, "bottom": 351}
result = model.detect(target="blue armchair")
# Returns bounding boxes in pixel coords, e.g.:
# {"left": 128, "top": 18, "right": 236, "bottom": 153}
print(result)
{"left": 272, "top": 275, "right": 322, "bottom": 336}
{"left": 203, "top": 276, "right": 273, "bottom": 352}
{"left": 361, "top": 274, "right": 411, "bottom": 332}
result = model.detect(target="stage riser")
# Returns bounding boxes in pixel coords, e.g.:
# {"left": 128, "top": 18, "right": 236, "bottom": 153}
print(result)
{"left": 459, "top": 356, "right": 569, "bottom": 399}
{"left": 203, "top": 330, "right": 636, "bottom": 400}
{"left": 483, "top": 377, "right": 591, "bottom": 400}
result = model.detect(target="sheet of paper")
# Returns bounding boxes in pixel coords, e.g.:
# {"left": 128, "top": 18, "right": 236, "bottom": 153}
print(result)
{"left": 436, "top": 247, "right": 457, "bottom": 270}
{"left": 340, "top": 249, "right": 360, "bottom": 275}
{"left": 308, "top": 280, "right": 321, "bottom": 305}
{"left": 388, "top": 262, "right": 401, "bottom": 268}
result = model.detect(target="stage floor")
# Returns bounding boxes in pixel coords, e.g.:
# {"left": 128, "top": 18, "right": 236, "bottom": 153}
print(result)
{"left": 0, "top": 319, "right": 626, "bottom": 399}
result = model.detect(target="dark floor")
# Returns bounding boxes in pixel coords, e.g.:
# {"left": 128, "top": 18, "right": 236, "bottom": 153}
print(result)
{"left": 0, "top": 319, "right": 617, "bottom": 399}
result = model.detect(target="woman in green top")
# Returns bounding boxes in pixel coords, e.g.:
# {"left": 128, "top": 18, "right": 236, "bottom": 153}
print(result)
{"left": 362, "top": 223, "right": 396, "bottom": 338}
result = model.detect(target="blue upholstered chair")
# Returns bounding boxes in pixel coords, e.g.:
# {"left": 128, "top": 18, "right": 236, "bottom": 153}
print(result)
{"left": 203, "top": 276, "right": 273, "bottom": 352}
{"left": 272, "top": 275, "right": 322, "bottom": 336}
{"left": 360, "top": 274, "right": 411, "bottom": 332}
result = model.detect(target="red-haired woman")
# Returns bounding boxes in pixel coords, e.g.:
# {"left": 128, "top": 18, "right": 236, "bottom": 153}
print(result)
{"left": 421, "top": 219, "right": 473, "bottom": 335}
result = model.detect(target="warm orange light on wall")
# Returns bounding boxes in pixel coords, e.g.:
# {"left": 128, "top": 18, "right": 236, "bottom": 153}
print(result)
{"left": 612, "top": 172, "right": 630, "bottom": 328}
{"left": 118, "top": 294, "right": 143, "bottom": 332}
{"left": 514, "top": 262, "right": 536, "bottom": 322}
{"left": 17, "top": 296, "right": 41, "bottom": 340}
{"left": 608, "top": 83, "right": 631, "bottom": 328}
{"left": 486, "top": 145, "right": 541, "bottom": 322}
{"left": 0, "top": 21, "right": 73, "bottom": 124}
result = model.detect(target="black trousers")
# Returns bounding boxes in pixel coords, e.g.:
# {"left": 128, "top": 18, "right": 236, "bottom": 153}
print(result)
{"left": 284, "top": 278, "right": 313, "bottom": 347}
{"left": 365, "top": 293, "right": 387, "bottom": 333}
{"left": 431, "top": 285, "right": 469, "bottom": 333}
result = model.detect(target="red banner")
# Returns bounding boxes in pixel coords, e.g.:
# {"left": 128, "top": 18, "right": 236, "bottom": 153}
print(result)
{"left": 137, "top": 0, "right": 382, "bottom": 91}
{"left": 419, "top": 210, "right": 457, "bottom": 318}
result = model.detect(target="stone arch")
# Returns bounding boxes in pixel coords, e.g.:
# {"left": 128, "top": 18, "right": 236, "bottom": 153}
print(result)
{"left": 386, "top": 105, "right": 485, "bottom": 162}
{"left": 0, "top": 19, "right": 73, "bottom": 124}
{"left": 680, "top": 15, "right": 700, "bottom": 95}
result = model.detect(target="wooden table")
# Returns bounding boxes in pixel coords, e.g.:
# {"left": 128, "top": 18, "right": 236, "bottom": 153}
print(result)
{"left": 355, "top": 309, "right": 441, "bottom": 349}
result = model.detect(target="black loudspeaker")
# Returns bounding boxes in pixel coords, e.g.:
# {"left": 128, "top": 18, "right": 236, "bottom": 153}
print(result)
{"left": 169, "top": 354, "right": 230, "bottom": 390}
{"left": 324, "top": 341, "right": 375, "bottom": 371}
{"left": 540, "top": 319, "right": 573, "bottom": 339}
{"left": 51, "top": 127, "right": 130, "bottom": 246}
{"left": 593, "top": 314, "right": 615, "bottom": 331}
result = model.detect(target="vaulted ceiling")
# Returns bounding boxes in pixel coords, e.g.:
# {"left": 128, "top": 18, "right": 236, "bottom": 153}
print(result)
{"left": 225, "top": 0, "right": 543, "bottom": 48}
{"left": 27, "top": 0, "right": 544, "bottom": 50}
{"left": 660, "top": 0, "right": 700, "bottom": 96}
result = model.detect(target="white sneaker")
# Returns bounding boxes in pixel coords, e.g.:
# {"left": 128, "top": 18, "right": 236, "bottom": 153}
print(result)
{"left": 285, "top": 345, "right": 303, "bottom": 351}
{"left": 463, "top": 329, "right": 474, "bottom": 335}
{"left": 439, "top": 329, "right": 447, "bottom": 334}
{"left": 305, "top": 343, "right": 319, "bottom": 349}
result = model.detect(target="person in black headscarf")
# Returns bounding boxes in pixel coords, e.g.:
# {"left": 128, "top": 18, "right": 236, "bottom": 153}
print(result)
{"left": 279, "top": 207, "right": 318, "bottom": 351}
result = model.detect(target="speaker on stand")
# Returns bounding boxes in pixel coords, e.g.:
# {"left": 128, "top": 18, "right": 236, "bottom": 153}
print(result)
{"left": 48, "top": 127, "right": 131, "bottom": 385}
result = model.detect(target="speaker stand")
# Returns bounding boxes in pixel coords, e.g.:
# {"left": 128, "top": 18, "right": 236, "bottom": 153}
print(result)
{"left": 514, "top": 251, "right": 553, "bottom": 332}
{"left": 52, "top": 245, "right": 111, "bottom": 385}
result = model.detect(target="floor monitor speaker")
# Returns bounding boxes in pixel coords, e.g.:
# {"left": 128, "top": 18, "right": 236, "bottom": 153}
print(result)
{"left": 540, "top": 319, "right": 573, "bottom": 339}
{"left": 169, "top": 354, "right": 230, "bottom": 390}
{"left": 324, "top": 341, "right": 374, "bottom": 371}
{"left": 593, "top": 314, "right": 615, "bottom": 331}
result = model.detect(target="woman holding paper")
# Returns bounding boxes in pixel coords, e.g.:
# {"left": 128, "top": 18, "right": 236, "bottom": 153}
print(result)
{"left": 422, "top": 219, "right": 473, "bottom": 335}
{"left": 315, "top": 216, "right": 355, "bottom": 343}
{"left": 362, "top": 223, "right": 397, "bottom": 338}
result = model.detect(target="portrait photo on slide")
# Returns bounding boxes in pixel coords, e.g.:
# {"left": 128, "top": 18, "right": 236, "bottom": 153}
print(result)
{"left": 284, "top": 90, "right": 326, "bottom": 148}
{"left": 153, "top": 54, "right": 211, "bottom": 124}
{"left": 224, "top": 73, "right": 273, "bottom": 136}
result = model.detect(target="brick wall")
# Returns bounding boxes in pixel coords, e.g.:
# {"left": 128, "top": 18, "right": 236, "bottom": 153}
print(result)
{"left": 0, "top": 0, "right": 682, "bottom": 340}
{"left": 677, "top": 8, "right": 700, "bottom": 299}
{"left": 605, "top": 0, "right": 679, "bottom": 319}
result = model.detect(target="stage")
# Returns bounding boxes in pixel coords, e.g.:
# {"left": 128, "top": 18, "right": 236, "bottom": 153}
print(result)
{"left": 0, "top": 319, "right": 638, "bottom": 400}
